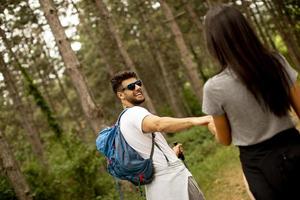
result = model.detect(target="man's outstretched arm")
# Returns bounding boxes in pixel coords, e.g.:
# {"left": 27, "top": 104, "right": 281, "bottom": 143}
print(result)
{"left": 142, "top": 115, "right": 212, "bottom": 133}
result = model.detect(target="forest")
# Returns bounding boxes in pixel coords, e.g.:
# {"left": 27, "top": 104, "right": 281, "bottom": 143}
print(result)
{"left": 0, "top": 0, "right": 299, "bottom": 199}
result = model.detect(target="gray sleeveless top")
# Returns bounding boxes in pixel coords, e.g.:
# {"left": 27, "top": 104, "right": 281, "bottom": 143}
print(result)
{"left": 202, "top": 55, "right": 298, "bottom": 146}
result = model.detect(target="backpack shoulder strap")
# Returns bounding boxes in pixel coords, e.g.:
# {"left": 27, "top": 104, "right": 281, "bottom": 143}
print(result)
{"left": 149, "top": 133, "right": 169, "bottom": 163}
{"left": 149, "top": 133, "right": 155, "bottom": 159}
{"left": 117, "top": 110, "right": 167, "bottom": 163}
{"left": 116, "top": 108, "right": 128, "bottom": 126}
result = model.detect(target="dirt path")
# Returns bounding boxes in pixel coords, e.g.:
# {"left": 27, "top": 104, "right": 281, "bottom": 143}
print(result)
{"left": 201, "top": 147, "right": 251, "bottom": 200}
{"left": 206, "top": 161, "right": 251, "bottom": 200}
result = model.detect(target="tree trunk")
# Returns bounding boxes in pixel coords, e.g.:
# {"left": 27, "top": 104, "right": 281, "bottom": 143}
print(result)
{"left": 19, "top": 28, "right": 57, "bottom": 113}
{"left": 182, "top": 0, "right": 203, "bottom": 33}
{"left": 271, "top": 0, "right": 299, "bottom": 46}
{"left": 264, "top": 0, "right": 300, "bottom": 70}
{"left": 252, "top": 1, "right": 277, "bottom": 50}
{"left": 38, "top": 0, "right": 105, "bottom": 132}
{"left": 0, "top": 54, "right": 48, "bottom": 169}
{"left": 94, "top": 0, "right": 157, "bottom": 113}
{"left": 159, "top": 0, "right": 204, "bottom": 103}
{"left": 0, "top": 24, "right": 63, "bottom": 138}
{"left": 182, "top": 0, "right": 210, "bottom": 81}
{"left": 26, "top": 2, "right": 82, "bottom": 126}
{"left": 188, "top": 41, "right": 208, "bottom": 82}
{"left": 242, "top": 1, "right": 270, "bottom": 48}
{"left": 70, "top": 0, "right": 115, "bottom": 77}
{"left": 138, "top": 6, "right": 186, "bottom": 117}
{"left": 34, "top": 58, "right": 57, "bottom": 112}
{"left": 0, "top": 130, "right": 33, "bottom": 200}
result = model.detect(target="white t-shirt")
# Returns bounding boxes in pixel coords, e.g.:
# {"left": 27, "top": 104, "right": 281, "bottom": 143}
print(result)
{"left": 119, "top": 106, "right": 199, "bottom": 200}
{"left": 119, "top": 106, "right": 178, "bottom": 168}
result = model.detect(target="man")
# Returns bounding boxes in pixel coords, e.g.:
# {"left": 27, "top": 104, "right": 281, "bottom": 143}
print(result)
{"left": 111, "top": 71, "right": 211, "bottom": 200}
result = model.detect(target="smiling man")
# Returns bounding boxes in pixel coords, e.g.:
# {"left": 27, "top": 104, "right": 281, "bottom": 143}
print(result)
{"left": 110, "top": 71, "right": 211, "bottom": 200}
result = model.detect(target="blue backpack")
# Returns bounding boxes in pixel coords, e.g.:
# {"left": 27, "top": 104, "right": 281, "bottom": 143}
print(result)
{"left": 96, "top": 109, "right": 155, "bottom": 186}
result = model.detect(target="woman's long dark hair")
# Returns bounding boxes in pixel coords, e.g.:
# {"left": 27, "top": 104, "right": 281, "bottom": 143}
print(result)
{"left": 204, "top": 5, "right": 293, "bottom": 117}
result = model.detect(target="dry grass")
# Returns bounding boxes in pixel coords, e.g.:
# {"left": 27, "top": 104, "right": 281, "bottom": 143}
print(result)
{"left": 204, "top": 156, "right": 251, "bottom": 200}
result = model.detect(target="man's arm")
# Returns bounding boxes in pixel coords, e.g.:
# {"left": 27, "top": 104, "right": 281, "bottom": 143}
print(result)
{"left": 141, "top": 115, "right": 212, "bottom": 133}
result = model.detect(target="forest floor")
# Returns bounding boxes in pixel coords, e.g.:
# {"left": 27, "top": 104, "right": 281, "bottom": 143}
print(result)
{"left": 202, "top": 147, "right": 251, "bottom": 200}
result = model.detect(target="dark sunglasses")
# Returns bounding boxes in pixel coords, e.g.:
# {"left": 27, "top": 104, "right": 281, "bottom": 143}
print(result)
{"left": 123, "top": 80, "right": 142, "bottom": 91}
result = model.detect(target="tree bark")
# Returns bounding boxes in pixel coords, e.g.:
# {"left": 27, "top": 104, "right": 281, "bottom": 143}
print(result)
{"left": 71, "top": 0, "right": 115, "bottom": 77}
{"left": 182, "top": 0, "right": 203, "bottom": 33}
{"left": 0, "top": 54, "right": 48, "bottom": 169}
{"left": 271, "top": 0, "right": 299, "bottom": 46}
{"left": 242, "top": 1, "right": 269, "bottom": 48}
{"left": 0, "top": 24, "right": 63, "bottom": 137}
{"left": 26, "top": 1, "right": 82, "bottom": 125}
{"left": 138, "top": 6, "right": 186, "bottom": 117}
{"left": 0, "top": 130, "right": 33, "bottom": 200}
{"left": 252, "top": 0, "right": 277, "bottom": 50}
{"left": 264, "top": 0, "right": 300, "bottom": 70}
{"left": 159, "top": 0, "right": 204, "bottom": 103}
{"left": 182, "top": 0, "right": 210, "bottom": 81}
{"left": 38, "top": 0, "right": 105, "bottom": 132}
{"left": 94, "top": 0, "right": 157, "bottom": 113}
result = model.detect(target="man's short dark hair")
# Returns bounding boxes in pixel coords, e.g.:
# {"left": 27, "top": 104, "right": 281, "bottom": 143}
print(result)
{"left": 111, "top": 71, "right": 137, "bottom": 93}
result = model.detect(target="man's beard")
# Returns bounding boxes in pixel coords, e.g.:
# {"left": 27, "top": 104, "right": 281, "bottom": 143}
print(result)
{"left": 129, "top": 97, "right": 145, "bottom": 106}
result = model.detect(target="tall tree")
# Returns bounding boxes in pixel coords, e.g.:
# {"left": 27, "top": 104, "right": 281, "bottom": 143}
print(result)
{"left": 94, "top": 0, "right": 157, "bottom": 113}
{"left": 38, "top": 0, "right": 105, "bottom": 132}
{"left": 252, "top": 0, "right": 277, "bottom": 50}
{"left": 0, "top": 129, "right": 33, "bottom": 200}
{"left": 70, "top": 0, "right": 115, "bottom": 77}
{"left": 0, "top": 54, "right": 48, "bottom": 168}
{"left": 0, "top": 25, "right": 63, "bottom": 138}
{"left": 263, "top": 0, "right": 300, "bottom": 70}
{"left": 138, "top": 3, "right": 186, "bottom": 117}
{"left": 182, "top": 0, "right": 210, "bottom": 81}
{"left": 159, "top": 0, "right": 204, "bottom": 103}
{"left": 243, "top": 1, "right": 270, "bottom": 48}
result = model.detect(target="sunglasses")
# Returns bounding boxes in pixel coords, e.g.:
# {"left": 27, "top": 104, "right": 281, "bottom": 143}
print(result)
{"left": 123, "top": 80, "right": 142, "bottom": 91}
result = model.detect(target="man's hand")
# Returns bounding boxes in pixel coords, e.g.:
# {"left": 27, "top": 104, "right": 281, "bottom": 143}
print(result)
{"left": 208, "top": 120, "right": 217, "bottom": 135}
{"left": 191, "top": 115, "right": 213, "bottom": 126}
{"left": 172, "top": 143, "right": 184, "bottom": 158}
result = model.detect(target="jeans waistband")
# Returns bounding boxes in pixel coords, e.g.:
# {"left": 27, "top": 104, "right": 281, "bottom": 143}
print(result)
{"left": 238, "top": 127, "right": 300, "bottom": 151}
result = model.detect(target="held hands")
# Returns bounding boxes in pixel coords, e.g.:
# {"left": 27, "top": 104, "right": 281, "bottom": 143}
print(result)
{"left": 196, "top": 115, "right": 217, "bottom": 135}
{"left": 208, "top": 120, "right": 217, "bottom": 135}
{"left": 192, "top": 115, "right": 213, "bottom": 126}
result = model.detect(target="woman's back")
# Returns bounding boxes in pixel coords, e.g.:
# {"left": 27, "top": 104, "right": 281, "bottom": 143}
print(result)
{"left": 204, "top": 5, "right": 293, "bottom": 117}
{"left": 202, "top": 55, "right": 297, "bottom": 145}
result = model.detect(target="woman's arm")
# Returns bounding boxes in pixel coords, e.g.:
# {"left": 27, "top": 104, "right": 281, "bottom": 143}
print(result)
{"left": 208, "top": 115, "right": 232, "bottom": 146}
{"left": 290, "top": 82, "right": 300, "bottom": 119}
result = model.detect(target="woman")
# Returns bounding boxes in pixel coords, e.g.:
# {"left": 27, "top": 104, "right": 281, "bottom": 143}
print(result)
{"left": 202, "top": 5, "right": 300, "bottom": 200}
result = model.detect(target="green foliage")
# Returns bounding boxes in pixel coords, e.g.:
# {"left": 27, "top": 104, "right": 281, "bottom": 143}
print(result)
{"left": 0, "top": 176, "right": 17, "bottom": 200}
{"left": 182, "top": 83, "right": 203, "bottom": 116}
{"left": 18, "top": 133, "right": 117, "bottom": 200}
{"left": 274, "top": 35, "right": 288, "bottom": 53}
{"left": 24, "top": 73, "right": 63, "bottom": 138}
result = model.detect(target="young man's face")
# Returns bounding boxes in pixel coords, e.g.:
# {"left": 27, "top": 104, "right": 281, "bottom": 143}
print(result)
{"left": 118, "top": 77, "right": 145, "bottom": 106}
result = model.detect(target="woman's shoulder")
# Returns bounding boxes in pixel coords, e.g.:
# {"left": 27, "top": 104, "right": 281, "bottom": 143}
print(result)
{"left": 272, "top": 52, "right": 298, "bottom": 83}
{"left": 205, "top": 69, "right": 235, "bottom": 89}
